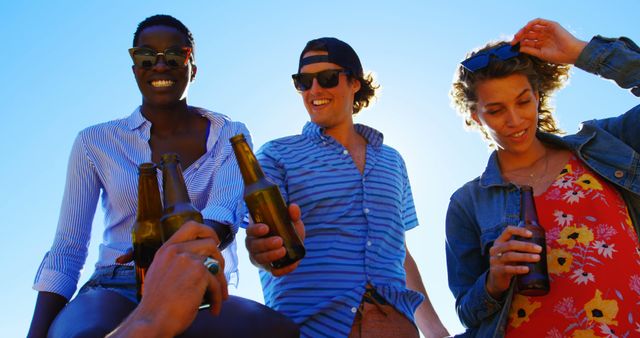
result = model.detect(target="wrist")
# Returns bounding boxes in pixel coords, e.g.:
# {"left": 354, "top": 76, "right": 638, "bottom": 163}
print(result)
{"left": 110, "top": 307, "right": 174, "bottom": 338}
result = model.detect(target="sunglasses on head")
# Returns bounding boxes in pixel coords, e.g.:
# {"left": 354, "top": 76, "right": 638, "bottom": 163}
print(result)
{"left": 461, "top": 43, "right": 520, "bottom": 72}
{"left": 291, "top": 69, "right": 351, "bottom": 91}
{"left": 128, "top": 46, "right": 192, "bottom": 69}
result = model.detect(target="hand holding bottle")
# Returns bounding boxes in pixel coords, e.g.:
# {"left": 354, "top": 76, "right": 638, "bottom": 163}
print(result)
{"left": 108, "top": 221, "right": 227, "bottom": 338}
{"left": 245, "top": 203, "right": 306, "bottom": 276}
{"left": 486, "top": 226, "right": 543, "bottom": 299}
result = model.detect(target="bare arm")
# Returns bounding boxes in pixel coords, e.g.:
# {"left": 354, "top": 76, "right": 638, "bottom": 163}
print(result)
{"left": 404, "top": 245, "right": 449, "bottom": 338}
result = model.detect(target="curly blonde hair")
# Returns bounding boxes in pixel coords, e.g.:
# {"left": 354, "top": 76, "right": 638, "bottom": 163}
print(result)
{"left": 450, "top": 41, "right": 571, "bottom": 146}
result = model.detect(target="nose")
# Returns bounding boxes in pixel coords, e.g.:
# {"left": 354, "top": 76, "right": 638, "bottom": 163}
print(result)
{"left": 152, "top": 55, "right": 170, "bottom": 71}
{"left": 308, "top": 78, "right": 323, "bottom": 92}
{"left": 505, "top": 107, "right": 523, "bottom": 126}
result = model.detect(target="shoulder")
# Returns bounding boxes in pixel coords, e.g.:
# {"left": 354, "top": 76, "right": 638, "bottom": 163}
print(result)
{"left": 76, "top": 116, "right": 131, "bottom": 144}
{"left": 196, "top": 107, "right": 250, "bottom": 135}
{"left": 450, "top": 176, "right": 483, "bottom": 205}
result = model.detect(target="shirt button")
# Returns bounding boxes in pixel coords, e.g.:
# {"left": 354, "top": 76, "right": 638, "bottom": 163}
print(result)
{"left": 367, "top": 241, "right": 372, "bottom": 247}
{"left": 343, "top": 149, "right": 349, "bottom": 155}
{"left": 194, "top": 163, "right": 200, "bottom": 169}
{"left": 351, "top": 307, "right": 357, "bottom": 313}
{"left": 322, "top": 142, "right": 327, "bottom": 145}
{"left": 364, "top": 208, "right": 370, "bottom": 214}
{"left": 614, "top": 170, "right": 624, "bottom": 178}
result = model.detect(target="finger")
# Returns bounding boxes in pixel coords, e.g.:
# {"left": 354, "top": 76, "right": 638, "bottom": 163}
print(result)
{"left": 494, "top": 263, "right": 530, "bottom": 275}
{"left": 205, "top": 271, "right": 223, "bottom": 316}
{"left": 165, "top": 221, "right": 217, "bottom": 245}
{"left": 116, "top": 248, "right": 134, "bottom": 264}
{"left": 288, "top": 203, "right": 305, "bottom": 241}
{"left": 171, "top": 238, "right": 220, "bottom": 258}
{"left": 492, "top": 251, "right": 541, "bottom": 265}
{"left": 248, "top": 236, "right": 284, "bottom": 255}
{"left": 495, "top": 226, "right": 532, "bottom": 244}
{"left": 253, "top": 247, "right": 287, "bottom": 266}
{"left": 208, "top": 247, "right": 228, "bottom": 301}
{"left": 246, "top": 222, "right": 271, "bottom": 238}
{"left": 271, "top": 260, "right": 301, "bottom": 277}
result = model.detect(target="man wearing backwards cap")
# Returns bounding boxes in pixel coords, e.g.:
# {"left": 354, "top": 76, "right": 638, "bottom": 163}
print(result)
{"left": 245, "top": 37, "right": 449, "bottom": 337}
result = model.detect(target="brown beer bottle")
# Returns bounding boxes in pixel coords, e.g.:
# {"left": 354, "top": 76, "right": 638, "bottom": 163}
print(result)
{"left": 516, "top": 185, "right": 550, "bottom": 296}
{"left": 159, "top": 153, "right": 203, "bottom": 239}
{"left": 230, "top": 134, "right": 305, "bottom": 269}
{"left": 159, "top": 153, "right": 216, "bottom": 307}
{"left": 132, "top": 163, "right": 164, "bottom": 302}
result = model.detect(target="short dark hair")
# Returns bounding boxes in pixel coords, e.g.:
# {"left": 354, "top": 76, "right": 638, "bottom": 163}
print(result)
{"left": 133, "top": 15, "right": 196, "bottom": 63}
{"left": 301, "top": 39, "right": 378, "bottom": 115}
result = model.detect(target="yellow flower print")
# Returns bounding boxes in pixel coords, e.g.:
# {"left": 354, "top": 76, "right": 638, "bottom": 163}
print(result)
{"left": 571, "top": 329, "right": 599, "bottom": 338}
{"left": 557, "top": 225, "right": 595, "bottom": 249}
{"left": 508, "top": 295, "right": 541, "bottom": 328}
{"left": 548, "top": 248, "right": 573, "bottom": 274}
{"left": 584, "top": 289, "right": 618, "bottom": 325}
{"left": 575, "top": 173, "right": 603, "bottom": 191}
{"left": 559, "top": 164, "right": 572, "bottom": 177}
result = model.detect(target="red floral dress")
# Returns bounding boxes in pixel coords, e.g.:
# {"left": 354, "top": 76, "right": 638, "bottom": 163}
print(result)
{"left": 506, "top": 155, "right": 640, "bottom": 338}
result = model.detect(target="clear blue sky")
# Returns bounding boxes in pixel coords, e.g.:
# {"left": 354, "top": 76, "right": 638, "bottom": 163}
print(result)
{"left": 1, "top": 1, "right": 639, "bottom": 336}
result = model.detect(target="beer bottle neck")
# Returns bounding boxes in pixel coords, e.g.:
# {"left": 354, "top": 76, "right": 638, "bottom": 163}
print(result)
{"left": 231, "top": 135, "right": 265, "bottom": 185}
{"left": 520, "top": 185, "right": 539, "bottom": 223}
{"left": 136, "top": 165, "right": 162, "bottom": 220}
{"left": 161, "top": 161, "right": 192, "bottom": 209}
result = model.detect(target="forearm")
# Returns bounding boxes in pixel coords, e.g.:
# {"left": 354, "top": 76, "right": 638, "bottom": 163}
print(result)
{"left": 27, "top": 292, "right": 68, "bottom": 338}
{"left": 404, "top": 248, "right": 449, "bottom": 338}
{"left": 576, "top": 36, "right": 640, "bottom": 95}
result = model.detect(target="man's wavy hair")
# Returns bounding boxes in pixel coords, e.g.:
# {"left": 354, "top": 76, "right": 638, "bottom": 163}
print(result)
{"left": 450, "top": 41, "right": 571, "bottom": 146}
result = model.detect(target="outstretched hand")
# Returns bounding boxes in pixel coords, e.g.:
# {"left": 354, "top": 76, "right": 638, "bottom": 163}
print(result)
{"left": 245, "top": 203, "right": 305, "bottom": 277}
{"left": 512, "top": 18, "right": 588, "bottom": 65}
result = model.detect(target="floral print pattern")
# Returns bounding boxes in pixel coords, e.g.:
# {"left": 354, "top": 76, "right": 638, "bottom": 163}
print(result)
{"left": 507, "top": 156, "right": 640, "bottom": 337}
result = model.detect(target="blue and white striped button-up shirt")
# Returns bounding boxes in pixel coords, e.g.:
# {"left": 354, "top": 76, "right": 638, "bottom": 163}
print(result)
{"left": 256, "top": 122, "right": 425, "bottom": 337}
{"left": 33, "top": 107, "right": 248, "bottom": 300}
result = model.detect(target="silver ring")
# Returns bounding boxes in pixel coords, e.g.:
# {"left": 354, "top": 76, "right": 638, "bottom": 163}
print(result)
{"left": 496, "top": 252, "right": 503, "bottom": 258}
{"left": 204, "top": 257, "right": 219, "bottom": 274}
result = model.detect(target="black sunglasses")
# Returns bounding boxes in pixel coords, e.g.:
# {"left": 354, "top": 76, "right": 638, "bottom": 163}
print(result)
{"left": 291, "top": 69, "right": 351, "bottom": 91}
{"left": 128, "top": 46, "right": 192, "bottom": 69}
{"left": 461, "top": 43, "right": 520, "bottom": 72}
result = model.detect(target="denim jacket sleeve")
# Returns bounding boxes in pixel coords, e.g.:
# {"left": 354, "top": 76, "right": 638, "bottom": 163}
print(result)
{"left": 446, "top": 193, "right": 504, "bottom": 328}
{"left": 575, "top": 35, "right": 640, "bottom": 152}
{"left": 576, "top": 35, "right": 640, "bottom": 96}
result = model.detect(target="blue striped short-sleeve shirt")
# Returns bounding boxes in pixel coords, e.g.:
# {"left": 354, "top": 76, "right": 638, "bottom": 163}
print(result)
{"left": 256, "top": 122, "right": 425, "bottom": 337}
{"left": 33, "top": 107, "right": 248, "bottom": 300}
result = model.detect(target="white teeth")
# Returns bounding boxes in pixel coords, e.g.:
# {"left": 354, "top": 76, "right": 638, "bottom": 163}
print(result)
{"left": 512, "top": 130, "right": 526, "bottom": 137}
{"left": 312, "top": 99, "right": 330, "bottom": 106}
{"left": 151, "top": 80, "right": 174, "bottom": 88}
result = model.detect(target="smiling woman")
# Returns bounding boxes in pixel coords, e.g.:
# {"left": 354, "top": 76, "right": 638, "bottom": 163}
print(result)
{"left": 26, "top": 14, "right": 298, "bottom": 338}
{"left": 446, "top": 18, "right": 640, "bottom": 337}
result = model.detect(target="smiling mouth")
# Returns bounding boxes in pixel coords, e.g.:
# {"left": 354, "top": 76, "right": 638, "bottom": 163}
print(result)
{"left": 150, "top": 79, "right": 175, "bottom": 88}
{"left": 510, "top": 129, "right": 526, "bottom": 138}
{"left": 312, "top": 99, "right": 330, "bottom": 106}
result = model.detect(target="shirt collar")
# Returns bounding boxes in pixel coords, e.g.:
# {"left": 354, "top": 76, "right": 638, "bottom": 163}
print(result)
{"left": 301, "top": 122, "right": 384, "bottom": 147}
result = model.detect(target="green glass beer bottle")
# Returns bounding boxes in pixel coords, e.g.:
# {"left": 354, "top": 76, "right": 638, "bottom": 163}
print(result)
{"left": 230, "top": 134, "right": 305, "bottom": 268}
{"left": 132, "top": 163, "right": 164, "bottom": 302}
{"left": 516, "top": 185, "right": 550, "bottom": 296}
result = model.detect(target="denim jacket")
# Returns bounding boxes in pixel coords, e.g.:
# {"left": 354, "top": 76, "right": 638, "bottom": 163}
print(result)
{"left": 445, "top": 35, "right": 640, "bottom": 338}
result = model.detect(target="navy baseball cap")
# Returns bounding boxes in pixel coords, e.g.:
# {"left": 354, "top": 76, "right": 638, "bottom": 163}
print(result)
{"left": 297, "top": 37, "right": 363, "bottom": 77}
